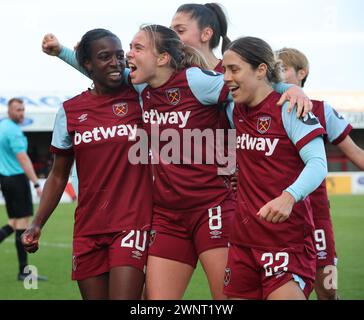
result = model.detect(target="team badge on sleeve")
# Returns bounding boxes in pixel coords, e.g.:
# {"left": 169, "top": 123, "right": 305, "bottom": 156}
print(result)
{"left": 300, "top": 112, "right": 319, "bottom": 125}
{"left": 166, "top": 88, "right": 181, "bottom": 105}
{"left": 333, "top": 109, "right": 344, "bottom": 120}
{"left": 257, "top": 116, "right": 271, "bottom": 134}
{"left": 112, "top": 102, "right": 128, "bottom": 117}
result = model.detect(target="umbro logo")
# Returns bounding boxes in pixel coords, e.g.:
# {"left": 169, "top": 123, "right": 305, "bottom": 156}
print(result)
{"left": 78, "top": 114, "right": 88, "bottom": 122}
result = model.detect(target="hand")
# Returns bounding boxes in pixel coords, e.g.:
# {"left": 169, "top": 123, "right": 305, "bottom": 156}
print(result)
{"left": 21, "top": 224, "right": 41, "bottom": 253}
{"left": 257, "top": 191, "right": 295, "bottom": 223}
{"left": 42, "top": 33, "right": 62, "bottom": 56}
{"left": 35, "top": 186, "right": 42, "bottom": 198}
{"left": 277, "top": 85, "right": 313, "bottom": 118}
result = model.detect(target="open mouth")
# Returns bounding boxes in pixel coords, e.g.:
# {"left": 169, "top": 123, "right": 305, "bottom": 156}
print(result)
{"left": 228, "top": 86, "right": 239, "bottom": 94}
{"left": 128, "top": 63, "right": 137, "bottom": 74}
{"left": 108, "top": 72, "right": 122, "bottom": 81}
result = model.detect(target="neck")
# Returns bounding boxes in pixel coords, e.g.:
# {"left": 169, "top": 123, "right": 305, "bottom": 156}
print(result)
{"left": 149, "top": 67, "right": 174, "bottom": 88}
{"left": 246, "top": 83, "right": 274, "bottom": 108}
{"left": 200, "top": 48, "right": 220, "bottom": 70}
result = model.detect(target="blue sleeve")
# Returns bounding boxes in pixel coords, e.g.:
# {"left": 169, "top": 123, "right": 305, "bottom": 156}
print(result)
{"left": 71, "top": 162, "right": 78, "bottom": 197}
{"left": 272, "top": 82, "right": 293, "bottom": 94}
{"left": 284, "top": 137, "right": 327, "bottom": 202}
{"left": 51, "top": 105, "right": 73, "bottom": 150}
{"left": 8, "top": 129, "right": 27, "bottom": 154}
{"left": 282, "top": 102, "right": 324, "bottom": 147}
{"left": 225, "top": 101, "right": 235, "bottom": 129}
{"left": 186, "top": 67, "right": 232, "bottom": 105}
{"left": 323, "top": 101, "right": 351, "bottom": 143}
{"left": 58, "top": 46, "right": 89, "bottom": 77}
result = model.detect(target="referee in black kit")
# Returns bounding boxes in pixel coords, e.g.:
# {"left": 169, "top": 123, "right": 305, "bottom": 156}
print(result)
{"left": 0, "top": 97, "right": 47, "bottom": 281}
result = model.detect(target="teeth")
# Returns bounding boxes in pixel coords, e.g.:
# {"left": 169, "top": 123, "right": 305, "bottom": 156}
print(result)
{"left": 109, "top": 72, "right": 120, "bottom": 76}
{"left": 128, "top": 63, "right": 137, "bottom": 71}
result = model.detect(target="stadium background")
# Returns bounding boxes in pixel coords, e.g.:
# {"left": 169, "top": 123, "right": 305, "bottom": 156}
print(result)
{"left": 0, "top": 0, "right": 363, "bottom": 299}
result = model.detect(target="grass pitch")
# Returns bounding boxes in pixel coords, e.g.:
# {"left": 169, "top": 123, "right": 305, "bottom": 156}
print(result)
{"left": 0, "top": 195, "right": 363, "bottom": 300}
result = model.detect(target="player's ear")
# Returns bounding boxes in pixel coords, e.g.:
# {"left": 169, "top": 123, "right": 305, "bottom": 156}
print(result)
{"left": 298, "top": 68, "right": 308, "bottom": 81}
{"left": 83, "top": 60, "right": 93, "bottom": 75}
{"left": 201, "top": 27, "right": 213, "bottom": 44}
{"left": 157, "top": 52, "right": 170, "bottom": 67}
{"left": 256, "top": 63, "right": 268, "bottom": 80}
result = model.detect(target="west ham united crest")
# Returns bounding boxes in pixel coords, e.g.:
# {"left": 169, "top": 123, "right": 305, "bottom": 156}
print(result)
{"left": 166, "top": 88, "right": 181, "bottom": 105}
{"left": 224, "top": 268, "right": 231, "bottom": 286}
{"left": 257, "top": 116, "right": 271, "bottom": 134}
{"left": 112, "top": 102, "right": 128, "bottom": 117}
{"left": 72, "top": 255, "right": 77, "bottom": 271}
{"left": 149, "top": 230, "right": 157, "bottom": 247}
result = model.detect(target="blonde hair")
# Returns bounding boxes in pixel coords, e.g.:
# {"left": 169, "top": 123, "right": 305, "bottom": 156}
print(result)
{"left": 141, "top": 24, "right": 209, "bottom": 70}
{"left": 276, "top": 47, "right": 309, "bottom": 86}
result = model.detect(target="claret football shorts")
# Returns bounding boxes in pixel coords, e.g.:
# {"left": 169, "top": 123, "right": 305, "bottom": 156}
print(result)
{"left": 148, "top": 192, "right": 235, "bottom": 268}
{"left": 72, "top": 229, "right": 149, "bottom": 281}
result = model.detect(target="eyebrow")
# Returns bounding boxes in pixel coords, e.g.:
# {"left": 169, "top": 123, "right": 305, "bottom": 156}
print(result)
{"left": 171, "top": 23, "right": 187, "bottom": 29}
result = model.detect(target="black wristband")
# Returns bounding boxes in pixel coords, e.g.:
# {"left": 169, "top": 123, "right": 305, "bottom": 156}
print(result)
{"left": 33, "top": 182, "right": 40, "bottom": 189}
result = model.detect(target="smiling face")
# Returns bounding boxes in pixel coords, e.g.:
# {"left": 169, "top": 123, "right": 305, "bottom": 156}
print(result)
{"left": 84, "top": 36, "right": 125, "bottom": 94}
{"left": 127, "top": 30, "right": 160, "bottom": 85}
{"left": 222, "top": 49, "right": 261, "bottom": 105}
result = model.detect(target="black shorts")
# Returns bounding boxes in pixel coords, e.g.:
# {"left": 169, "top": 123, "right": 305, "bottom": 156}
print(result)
{"left": 0, "top": 173, "right": 33, "bottom": 219}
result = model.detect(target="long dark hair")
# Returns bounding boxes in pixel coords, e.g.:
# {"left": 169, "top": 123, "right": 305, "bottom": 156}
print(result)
{"left": 226, "top": 37, "right": 282, "bottom": 84}
{"left": 176, "top": 3, "right": 231, "bottom": 54}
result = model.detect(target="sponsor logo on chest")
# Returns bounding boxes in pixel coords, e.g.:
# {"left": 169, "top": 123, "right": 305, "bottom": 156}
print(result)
{"left": 143, "top": 109, "right": 191, "bottom": 128}
{"left": 74, "top": 124, "right": 137, "bottom": 145}
{"left": 236, "top": 133, "right": 279, "bottom": 156}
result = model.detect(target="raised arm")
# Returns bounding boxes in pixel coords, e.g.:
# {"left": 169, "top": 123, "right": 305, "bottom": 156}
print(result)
{"left": 42, "top": 33, "right": 89, "bottom": 77}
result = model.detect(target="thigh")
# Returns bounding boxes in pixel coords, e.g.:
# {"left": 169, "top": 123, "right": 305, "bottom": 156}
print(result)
{"left": 145, "top": 255, "right": 194, "bottom": 300}
{"left": 77, "top": 273, "right": 109, "bottom": 300}
{"left": 267, "top": 279, "right": 306, "bottom": 300}
{"left": 199, "top": 247, "right": 229, "bottom": 300}
{"left": 109, "top": 266, "right": 145, "bottom": 300}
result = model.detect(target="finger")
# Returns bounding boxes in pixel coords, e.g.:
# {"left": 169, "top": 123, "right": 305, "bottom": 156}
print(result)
{"left": 296, "top": 98, "right": 304, "bottom": 118}
{"left": 271, "top": 214, "right": 281, "bottom": 224}
{"left": 276, "top": 92, "right": 286, "bottom": 107}
{"left": 257, "top": 206, "right": 269, "bottom": 220}
{"left": 265, "top": 211, "right": 276, "bottom": 223}
{"left": 26, "top": 245, "right": 39, "bottom": 253}
{"left": 288, "top": 96, "right": 297, "bottom": 114}
{"left": 22, "top": 234, "right": 33, "bottom": 244}
{"left": 301, "top": 98, "right": 313, "bottom": 118}
{"left": 278, "top": 215, "right": 288, "bottom": 223}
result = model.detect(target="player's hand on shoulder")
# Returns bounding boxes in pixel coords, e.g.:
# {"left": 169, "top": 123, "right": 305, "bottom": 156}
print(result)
{"left": 21, "top": 224, "right": 41, "bottom": 253}
{"left": 257, "top": 191, "right": 295, "bottom": 223}
{"left": 277, "top": 85, "right": 313, "bottom": 118}
{"left": 42, "top": 33, "right": 62, "bottom": 56}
